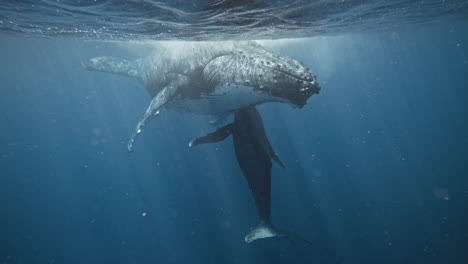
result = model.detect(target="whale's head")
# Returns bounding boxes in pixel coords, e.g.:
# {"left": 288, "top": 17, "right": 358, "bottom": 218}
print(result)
{"left": 255, "top": 51, "right": 320, "bottom": 107}
{"left": 203, "top": 42, "right": 320, "bottom": 108}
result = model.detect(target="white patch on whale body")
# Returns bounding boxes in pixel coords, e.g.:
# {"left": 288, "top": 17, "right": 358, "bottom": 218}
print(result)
{"left": 166, "top": 84, "right": 287, "bottom": 115}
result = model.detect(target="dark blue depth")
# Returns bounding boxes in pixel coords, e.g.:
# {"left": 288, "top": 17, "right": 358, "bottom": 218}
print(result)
{"left": 0, "top": 23, "right": 467, "bottom": 264}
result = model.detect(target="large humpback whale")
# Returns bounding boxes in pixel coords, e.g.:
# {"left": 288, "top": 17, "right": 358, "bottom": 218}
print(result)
{"left": 190, "top": 106, "right": 311, "bottom": 244}
{"left": 84, "top": 41, "right": 320, "bottom": 150}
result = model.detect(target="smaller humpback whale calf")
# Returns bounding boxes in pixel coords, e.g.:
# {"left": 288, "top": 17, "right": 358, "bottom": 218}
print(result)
{"left": 84, "top": 41, "right": 320, "bottom": 151}
{"left": 190, "top": 106, "right": 312, "bottom": 244}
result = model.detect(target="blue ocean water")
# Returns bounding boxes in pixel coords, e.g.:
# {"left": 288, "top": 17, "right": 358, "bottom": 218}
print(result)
{"left": 1, "top": 1, "right": 468, "bottom": 264}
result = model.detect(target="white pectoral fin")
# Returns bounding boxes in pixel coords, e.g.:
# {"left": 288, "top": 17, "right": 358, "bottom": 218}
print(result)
{"left": 127, "top": 76, "right": 187, "bottom": 152}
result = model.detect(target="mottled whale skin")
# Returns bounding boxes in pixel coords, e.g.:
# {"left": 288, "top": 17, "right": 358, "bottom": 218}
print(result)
{"left": 84, "top": 41, "right": 320, "bottom": 151}
{"left": 190, "top": 106, "right": 312, "bottom": 244}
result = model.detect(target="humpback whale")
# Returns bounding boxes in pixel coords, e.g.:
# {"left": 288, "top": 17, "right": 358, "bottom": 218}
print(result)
{"left": 84, "top": 41, "right": 320, "bottom": 151}
{"left": 190, "top": 106, "right": 311, "bottom": 244}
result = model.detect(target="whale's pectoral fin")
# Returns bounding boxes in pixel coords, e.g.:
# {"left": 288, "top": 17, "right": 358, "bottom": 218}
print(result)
{"left": 189, "top": 123, "right": 234, "bottom": 147}
{"left": 128, "top": 75, "right": 188, "bottom": 152}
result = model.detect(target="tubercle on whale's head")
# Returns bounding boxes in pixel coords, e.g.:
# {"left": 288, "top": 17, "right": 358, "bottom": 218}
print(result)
{"left": 251, "top": 47, "right": 321, "bottom": 107}
{"left": 268, "top": 68, "right": 321, "bottom": 108}
{"left": 206, "top": 42, "right": 321, "bottom": 107}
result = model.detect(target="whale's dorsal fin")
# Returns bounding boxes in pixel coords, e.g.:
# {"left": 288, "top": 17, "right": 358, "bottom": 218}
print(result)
{"left": 189, "top": 123, "right": 235, "bottom": 147}
{"left": 270, "top": 150, "right": 285, "bottom": 168}
{"left": 264, "top": 131, "right": 285, "bottom": 168}
{"left": 83, "top": 57, "right": 143, "bottom": 81}
{"left": 128, "top": 74, "right": 188, "bottom": 152}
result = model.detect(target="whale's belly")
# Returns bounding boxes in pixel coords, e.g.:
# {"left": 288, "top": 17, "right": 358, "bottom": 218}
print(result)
{"left": 166, "top": 84, "right": 287, "bottom": 115}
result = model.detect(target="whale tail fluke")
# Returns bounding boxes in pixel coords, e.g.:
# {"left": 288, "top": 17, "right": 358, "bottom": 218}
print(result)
{"left": 244, "top": 222, "right": 285, "bottom": 243}
{"left": 83, "top": 56, "right": 142, "bottom": 81}
{"left": 244, "top": 221, "right": 313, "bottom": 246}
